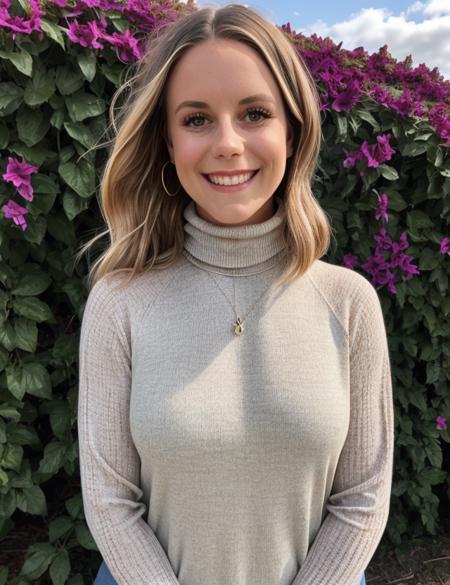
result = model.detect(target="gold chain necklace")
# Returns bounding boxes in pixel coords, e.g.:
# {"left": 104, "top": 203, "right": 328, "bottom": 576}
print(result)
{"left": 205, "top": 272, "right": 275, "bottom": 336}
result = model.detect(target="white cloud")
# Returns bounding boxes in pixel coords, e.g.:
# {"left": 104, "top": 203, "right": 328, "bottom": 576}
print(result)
{"left": 297, "top": 0, "right": 450, "bottom": 81}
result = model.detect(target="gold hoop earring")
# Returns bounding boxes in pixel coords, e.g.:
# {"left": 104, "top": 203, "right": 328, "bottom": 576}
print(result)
{"left": 161, "top": 160, "right": 181, "bottom": 197}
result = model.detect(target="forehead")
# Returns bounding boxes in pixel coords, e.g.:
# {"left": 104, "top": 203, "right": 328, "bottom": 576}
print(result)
{"left": 165, "top": 38, "right": 283, "bottom": 109}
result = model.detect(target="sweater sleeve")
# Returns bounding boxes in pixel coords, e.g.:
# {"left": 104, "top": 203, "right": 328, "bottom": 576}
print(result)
{"left": 77, "top": 277, "right": 180, "bottom": 585}
{"left": 290, "top": 277, "right": 395, "bottom": 585}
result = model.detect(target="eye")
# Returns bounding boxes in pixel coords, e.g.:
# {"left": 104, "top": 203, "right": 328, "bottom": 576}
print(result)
{"left": 182, "top": 107, "right": 273, "bottom": 128}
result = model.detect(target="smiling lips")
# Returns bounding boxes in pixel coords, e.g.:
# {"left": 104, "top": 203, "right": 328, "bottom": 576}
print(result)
{"left": 205, "top": 169, "right": 259, "bottom": 185}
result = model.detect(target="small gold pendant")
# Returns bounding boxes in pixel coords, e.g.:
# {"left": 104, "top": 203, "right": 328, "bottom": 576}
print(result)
{"left": 233, "top": 317, "right": 244, "bottom": 336}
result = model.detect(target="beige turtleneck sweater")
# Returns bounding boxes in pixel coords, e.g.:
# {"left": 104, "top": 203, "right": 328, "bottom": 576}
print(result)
{"left": 77, "top": 196, "right": 394, "bottom": 585}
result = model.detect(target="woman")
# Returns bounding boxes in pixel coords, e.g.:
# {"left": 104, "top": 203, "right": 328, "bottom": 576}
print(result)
{"left": 77, "top": 4, "right": 394, "bottom": 585}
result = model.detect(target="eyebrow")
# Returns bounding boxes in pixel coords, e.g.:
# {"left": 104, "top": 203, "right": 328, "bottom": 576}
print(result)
{"left": 175, "top": 94, "right": 275, "bottom": 114}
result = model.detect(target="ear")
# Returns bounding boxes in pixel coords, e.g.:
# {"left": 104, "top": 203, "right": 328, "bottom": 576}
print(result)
{"left": 286, "top": 121, "right": 294, "bottom": 159}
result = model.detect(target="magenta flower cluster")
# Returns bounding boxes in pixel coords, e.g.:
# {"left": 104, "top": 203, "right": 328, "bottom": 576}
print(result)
{"left": 343, "top": 133, "right": 396, "bottom": 177}
{"left": 0, "top": 0, "right": 183, "bottom": 63}
{"left": 279, "top": 27, "right": 450, "bottom": 146}
{"left": 343, "top": 191, "right": 420, "bottom": 295}
{"left": 1, "top": 157, "right": 38, "bottom": 231}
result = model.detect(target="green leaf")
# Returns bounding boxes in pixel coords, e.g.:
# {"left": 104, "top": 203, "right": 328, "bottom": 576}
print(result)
{"left": 16, "top": 106, "right": 50, "bottom": 147}
{"left": 0, "top": 48, "right": 33, "bottom": 77}
{"left": 65, "top": 91, "right": 106, "bottom": 122}
{"left": 419, "top": 247, "right": 440, "bottom": 270}
{"left": 385, "top": 190, "right": 408, "bottom": 211}
{"left": 48, "top": 402, "right": 71, "bottom": 439}
{"left": 75, "top": 522, "right": 98, "bottom": 550}
{"left": 426, "top": 361, "right": 440, "bottom": 384}
{"left": 63, "top": 121, "right": 95, "bottom": 149}
{"left": 409, "top": 389, "right": 427, "bottom": 412}
{"left": 38, "top": 440, "right": 66, "bottom": 474}
{"left": 63, "top": 495, "right": 82, "bottom": 520}
{"left": 357, "top": 109, "right": 380, "bottom": 130}
{"left": 62, "top": 189, "right": 90, "bottom": 220}
{"left": 6, "top": 362, "right": 52, "bottom": 400}
{"left": 21, "top": 543, "right": 57, "bottom": 580}
{"left": 58, "top": 159, "right": 97, "bottom": 198}
{"left": 0, "top": 321, "right": 15, "bottom": 352}
{"left": 0, "top": 82, "right": 23, "bottom": 110}
{"left": 12, "top": 270, "right": 51, "bottom": 296}
{"left": 0, "top": 119, "right": 10, "bottom": 149}
{"left": 418, "top": 467, "right": 447, "bottom": 485}
{"left": 100, "top": 62, "right": 124, "bottom": 86}
{"left": 77, "top": 51, "right": 97, "bottom": 82}
{"left": 0, "top": 443, "right": 23, "bottom": 471}
{"left": 0, "top": 405, "right": 20, "bottom": 420}
{"left": 401, "top": 142, "right": 428, "bottom": 157}
{"left": 22, "top": 485, "right": 47, "bottom": 514}
{"left": 49, "top": 550, "right": 71, "bottom": 585}
{"left": 414, "top": 132, "right": 434, "bottom": 141}
{"left": 379, "top": 164, "right": 399, "bottom": 181}
{"left": 407, "top": 210, "right": 435, "bottom": 231}
{"left": 49, "top": 516, "right": 73, "bottom": 542}
{"left": 425, "top": 440, "right": 443, "bottom": 467}
{"left": 422, "top": 304, "right": 437, "bottom": 332}
{"left": 55, "top": 65, "right": 85, "bottom": 95}
{"left": 0, "top": 468, "right": 10, "bottom": 488}
{"left": 335, "top": 114, "right": 347, "bottom": 140}
{"left": 50, "top": 109, "right": 65, "bottom": 129}
{"left": 23, "top": 215, "right": 48, "bottom": 246}
{"left": 14, "top": 317, "right": 38, "bottom": 352}
{"left": 402, "top": 337, "right": 417, "bottom": 357}
{"left": 24, "top": 63, "right": 56, "bottom": 106}
{"left": 40, "top": 18, "right": 66, "bottom": 50}
{"left": 434, "top": 146, "right": 444, "bottom": 167}
{"left": 12, "top": 296, "right": 53, "bottom": 322}
{"left": 7, "top": 424, "right": 40, "bottom": 445}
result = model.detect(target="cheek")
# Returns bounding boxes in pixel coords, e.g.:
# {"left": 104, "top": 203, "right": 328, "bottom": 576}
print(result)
{"left": 174, "top": 135, "right": 205, "bottom": 168}
{"left": 252, "top": 128, "right": 287, "bottom": 158}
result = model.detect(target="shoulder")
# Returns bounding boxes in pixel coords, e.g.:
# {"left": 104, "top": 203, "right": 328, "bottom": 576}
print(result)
{"left": 306, "top": 259, "right": 384, "bottom": 341}
{"left": 308, "top": 258, "right": 380, "bottom": 304}
{"left": 81, "top": 262, "right": 185, "bottom": 337}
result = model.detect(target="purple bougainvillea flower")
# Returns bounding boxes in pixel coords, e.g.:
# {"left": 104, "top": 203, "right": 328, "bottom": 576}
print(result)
{"left": 66, "top": 20, "right": 105, "bottom": 49}
{"left": 342, "top": 254, "right": 358, "bottom": 269}
{"left": 342, "top": 148, "right": 363, "bottom": 168}
{"left": 375, "top": 192, "right": 389, "bottom": 223}
{"left": 436, "top": 416, "right": 447, "bottom": 430}
{"left": 0, "top": 0, "right": 43, "bottom": 40}
{"left": 2, "top": 156, "right": 38, "bottom": 202}
{"left": 1, "top": 199, "right": 29, "bottom": 231}
{"left": 361, "top": 133, "right": 396, "bottom": 168}
{"left": 440, "top": 237, "right": 449, "bottom": 254}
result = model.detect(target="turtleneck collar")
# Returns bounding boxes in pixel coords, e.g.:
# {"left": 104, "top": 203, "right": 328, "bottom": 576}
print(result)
{"left": 182, "top": 196, "right": 288, "bottom": 276}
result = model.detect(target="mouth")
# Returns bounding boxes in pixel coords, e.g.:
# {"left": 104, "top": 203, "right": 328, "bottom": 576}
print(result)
{"left": 202, "top": 169, "right": 260, "bottom": 192}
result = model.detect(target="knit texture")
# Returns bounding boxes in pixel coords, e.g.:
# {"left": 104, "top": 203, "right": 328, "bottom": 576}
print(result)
{"left": 77, "top": 196, "right": 394, "bottom": 585}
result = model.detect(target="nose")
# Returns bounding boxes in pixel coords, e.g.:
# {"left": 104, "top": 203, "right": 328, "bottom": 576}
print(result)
{"left": 210, "top": 116, "right": 245, "bottom": 158}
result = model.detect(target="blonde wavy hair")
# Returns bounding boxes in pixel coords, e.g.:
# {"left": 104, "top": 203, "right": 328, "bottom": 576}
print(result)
{"left": 74, "top": 2, "right": 332, "bottom": 292}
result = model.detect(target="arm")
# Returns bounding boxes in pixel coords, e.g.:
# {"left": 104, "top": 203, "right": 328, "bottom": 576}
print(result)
{"left": 77, "top": 276, "right": 180, "bottom": 585}
{"left": 291, "top": 278, "right": 395, "bottom": 585}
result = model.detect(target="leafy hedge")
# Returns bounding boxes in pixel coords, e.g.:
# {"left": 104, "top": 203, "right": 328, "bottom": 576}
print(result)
{"left": 0, "top": 0, "right": 449, "bottom": 583}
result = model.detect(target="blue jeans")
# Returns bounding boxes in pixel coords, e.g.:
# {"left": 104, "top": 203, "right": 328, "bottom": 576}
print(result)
{"left": 93, "top": 560, "right": 367, "bottom": 584}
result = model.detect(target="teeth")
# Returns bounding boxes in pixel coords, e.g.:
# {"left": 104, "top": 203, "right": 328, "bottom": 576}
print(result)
{"left": 208, "top": 172, "right": 254, "bottom": 185}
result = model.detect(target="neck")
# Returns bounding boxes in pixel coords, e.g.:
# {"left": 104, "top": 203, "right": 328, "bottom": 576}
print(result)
{"left": 182, "top": 196, "right": 288, "bottom": 277}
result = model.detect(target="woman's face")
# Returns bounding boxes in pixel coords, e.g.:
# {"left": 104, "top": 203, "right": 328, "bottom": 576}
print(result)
{"left": 164, "top": 38, "right": 294, "bottom": 226}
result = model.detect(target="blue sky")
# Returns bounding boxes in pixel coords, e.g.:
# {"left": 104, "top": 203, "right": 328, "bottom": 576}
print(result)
{"left": 237, "top": 0, "right": 416, "bottom": 29}
{"left": 195, "top": 0, "right": 450, "bottom": 80}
